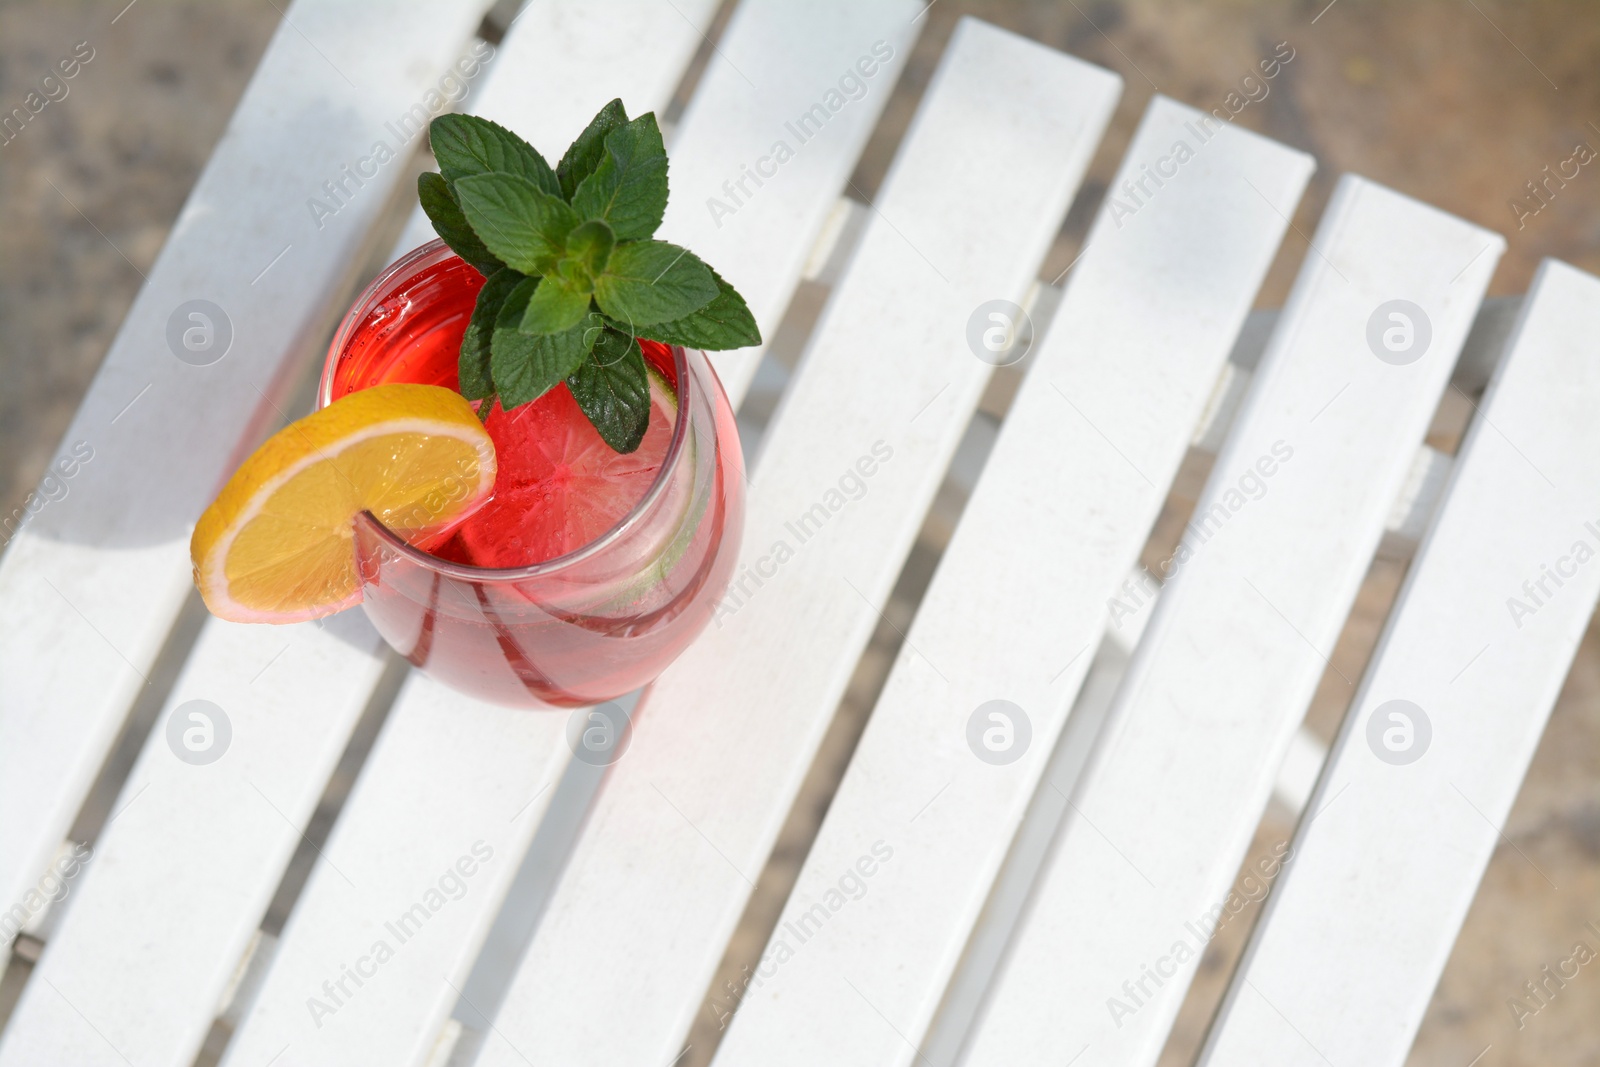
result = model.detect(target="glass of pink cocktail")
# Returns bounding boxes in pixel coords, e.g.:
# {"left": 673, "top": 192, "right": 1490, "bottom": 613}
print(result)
{"left": 319, "top": 239, "right": 744, "bottom": 707}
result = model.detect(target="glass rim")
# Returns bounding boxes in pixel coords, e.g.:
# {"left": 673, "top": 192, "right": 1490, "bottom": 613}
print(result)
{"left": 323, "top": 238, "right": 699, "bottom": 583}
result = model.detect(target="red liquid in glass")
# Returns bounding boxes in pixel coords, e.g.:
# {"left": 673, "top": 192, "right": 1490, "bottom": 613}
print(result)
{"left": 326, "top": 249, "right": 744, "bottom": 707}
{"left": 330, "top": 255, "right": 678, "bottom": 569}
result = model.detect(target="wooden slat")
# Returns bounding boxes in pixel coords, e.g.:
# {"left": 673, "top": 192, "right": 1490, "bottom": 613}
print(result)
{"left": 0, "top": 0, "right": 496, "bottom": 973}
{"left": 473, "top": 21, "right": 1123, "bottom": 1067}
{"left": 389, "top": 0, "right": 721, "bottom": 255}
{"left": 0, "top": 0, "right": 716, "bottom": 1059}
{"left": 0, "top": 615, "right": 388, "bottom": 1067}
{"left": 660, "top": 0, "right": 923, "bottom": 401}
{"left": 957, "top": 176, "right": 1503, "bottom": 1067}
{"left": 216, "top": 671, "right": 572, "bottom": 1067}
{"left": 1199, "top": 258, "right": 1600, "bottom": 1066}
{"left": 711, "top": 96, "right": 1313, "bottom": 1067}
{"left": 219, "top": 2, "right": 922, "bottom": 1062}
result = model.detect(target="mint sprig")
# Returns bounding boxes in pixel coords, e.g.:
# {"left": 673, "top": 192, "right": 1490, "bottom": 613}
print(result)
{"left": 419, "top": 101, "right": 761, "bottom": 453}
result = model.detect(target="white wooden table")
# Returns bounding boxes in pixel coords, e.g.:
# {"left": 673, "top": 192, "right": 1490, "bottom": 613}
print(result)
{"left": 2, "top": 2, "right": 1596, "bottom": 1065}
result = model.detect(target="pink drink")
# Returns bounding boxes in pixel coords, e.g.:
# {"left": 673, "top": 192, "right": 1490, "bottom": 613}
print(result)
{"left": 321, "top": 241, "right": 744, "bottom": 708}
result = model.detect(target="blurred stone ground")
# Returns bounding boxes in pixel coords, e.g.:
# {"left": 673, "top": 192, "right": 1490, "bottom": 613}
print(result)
{"left": 0, "top": 0, "right": 282, "bottom": 531}
{"left": 2, "top": 1, "right": 1598, "bottom": 1064}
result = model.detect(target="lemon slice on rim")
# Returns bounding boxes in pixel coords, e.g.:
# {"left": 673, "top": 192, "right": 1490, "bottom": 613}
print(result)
{"left": 191, "top": 384, "right": 496, "bottom": 623}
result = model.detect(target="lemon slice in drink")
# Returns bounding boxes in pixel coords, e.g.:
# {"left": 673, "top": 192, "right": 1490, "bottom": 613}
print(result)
{"left": 191, "top": 384, "right": 496, "bottom": 623}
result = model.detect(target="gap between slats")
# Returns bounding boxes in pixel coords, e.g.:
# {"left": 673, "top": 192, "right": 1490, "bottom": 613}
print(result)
{"left": 683, "top": 199, "right": 1518, "bottom": 1064}
{"left": 198, "top": 4, "right": 740, "bottom": 1063}
{"left": 1, "top": 182, "right": 1512, "bottom": 1064}
{"left": 0, "top": 4, "right": 511, "bottom": 1046}
{"left": 0, "top": 5, "right": 537, "bottom": 1056}
{"left": 0, "top": 12, "right": 1530, "bottom": 1067}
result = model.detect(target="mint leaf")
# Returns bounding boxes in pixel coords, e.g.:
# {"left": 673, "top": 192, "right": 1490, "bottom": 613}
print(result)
{"left": 419, "top": 108, "right": 762, "bottom": 452}
{"left": 556, "top": 257, "right": 595, "bottom": 293}
{"left": 491, "top": 278, "right": 598, "bottom": 408}
{"left": 492, "top": 325, "right": 593, "bottom": 409}
{"left": 455, "top": 173, "right": 578, "bottom": 275}
{"left": 557, "top": 98, "right": 627, "bottom": 200}
{"left": 565, "top": 219, "right": 615, "bottom": 275}
{"left": 629, "top": 268, "right": 761, "bottom": 350}
{"left": 430, "top": 114, "right": 560, "bottom": 198}
{"left": 519, "top": 275, "right": 592, "bottom": 335}
{"left": 594, "top": 240, "right": 719, "bottom": 326}
{"left": 418, "top": 173, "right": 504, "bottom": 277}
{"left": 571, "top": 113, "right": 668, "bottom": 241}
{"left": 567, "top": 330, "right": 651, "bottom": 453}
{"left": 460, "top": 267, "right": 523, "bottom": 399}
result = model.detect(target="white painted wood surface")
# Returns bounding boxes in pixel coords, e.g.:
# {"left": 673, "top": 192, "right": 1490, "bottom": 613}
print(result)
{"left": 957, "top": 176, "right": 1504, "bottom": 1067}
{"left": 205, "top": 3, "right": 719, "bottom": 1065}
{"left": 216, "top": 671, "right": 573, "bottom": 1067}
{"left": 472, "top": 22, "right": 1122, "bottom": 1067}
{"left": 0, "top": 3, "right": 717, "bottom": 1061}
{"left": 218, "top": 2, "right": 922, "bottom": 1063}
{"left": 0, "top": 614, "right": 387, "bottom": 1067}
{"left": 0, "top": 0, "right": 496, "bottom": 974}
{"left": 711, "top": 96, "right": 1314, "bottom": 1067}
{"left": 1200, "top": 258, "right": 1600, "bottom": 1066}
{"left": 390, "top": 0, "right": 723, "bottom": 254}
{"left": 1, "top": 3, "right": 1585, "bottom": 1064}
{"left": 658, "top": 0, "right": 925, "bottom": 401}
